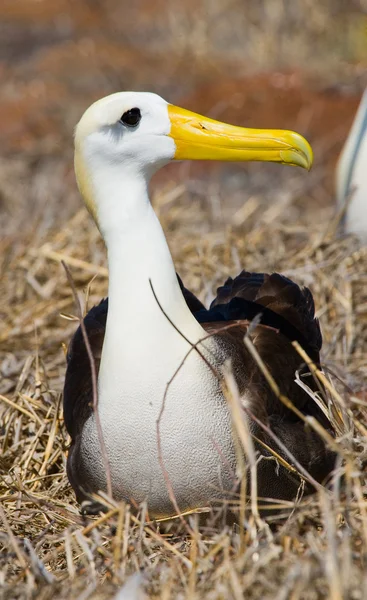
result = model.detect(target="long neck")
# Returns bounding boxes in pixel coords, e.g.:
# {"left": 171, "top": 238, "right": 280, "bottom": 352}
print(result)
{"left": 95, "top": 172, "right": 206, "bottom": 383}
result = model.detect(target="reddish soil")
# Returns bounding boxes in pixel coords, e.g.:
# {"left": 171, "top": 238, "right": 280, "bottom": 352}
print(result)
{"left": 0, "top": 0, "right": 363, "bottom": 198}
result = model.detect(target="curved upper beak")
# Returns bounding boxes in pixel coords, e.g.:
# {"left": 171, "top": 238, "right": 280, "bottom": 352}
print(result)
{"left": 168, "top": 105, "right": 313, "bottom": 170}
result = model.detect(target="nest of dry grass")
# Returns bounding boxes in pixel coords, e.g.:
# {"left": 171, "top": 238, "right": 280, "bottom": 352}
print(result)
{"left": 1, "top": 164, "right": 366, "bottom": 599}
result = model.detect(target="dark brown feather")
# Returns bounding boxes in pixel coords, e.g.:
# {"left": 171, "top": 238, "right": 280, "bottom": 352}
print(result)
{"left": 200, "top": 271, "right": 335, "bottom": 501}
{"left": 63, "top": 298, "right": 108, "bottom": 439}
{"left": 211, "top": 271, "right": 322, "bottom": 356}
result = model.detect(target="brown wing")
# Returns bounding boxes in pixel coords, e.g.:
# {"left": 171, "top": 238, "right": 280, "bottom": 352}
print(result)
{"left": 198, "top": 271, "right": 327, "bottom": 421}
{"left": 63, "top": 298, "right": 108, "bottom": 439}
{"left": 197, "top": 271, "right": 335, "bottom": 498}
{"left": 211, "top": 271, "right": 322, "bottom": 356}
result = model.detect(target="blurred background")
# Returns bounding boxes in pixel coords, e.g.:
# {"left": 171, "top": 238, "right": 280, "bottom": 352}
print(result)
{"left": 1, "top": 0, "right": 366, "bottom": 236}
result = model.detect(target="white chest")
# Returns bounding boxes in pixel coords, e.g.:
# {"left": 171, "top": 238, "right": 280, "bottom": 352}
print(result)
{"left": 76, "top": 200, "right": 238, "bottom": 516}
{"left": 80, "top": 345, "right": 237, "bottom": 517}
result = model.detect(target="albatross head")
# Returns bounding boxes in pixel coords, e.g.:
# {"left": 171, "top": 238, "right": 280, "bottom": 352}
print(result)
{"left": 74, "top": 91, "right": 313, "bottom": 226}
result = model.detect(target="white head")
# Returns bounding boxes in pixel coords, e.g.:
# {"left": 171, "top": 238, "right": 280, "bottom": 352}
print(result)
{"left": 74, "top": 91, "right": 313, "bottom": 231}
{"left": 75, "top": 92, "right": 174, "bottom": 181}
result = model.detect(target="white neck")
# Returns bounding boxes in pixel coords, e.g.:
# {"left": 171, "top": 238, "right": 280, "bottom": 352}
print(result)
{"left": 95, "top": 169, "right": 206, "bottom": 392}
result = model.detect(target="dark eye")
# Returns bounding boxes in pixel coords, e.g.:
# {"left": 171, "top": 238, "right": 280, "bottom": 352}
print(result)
{"left": 119, "top": 108, "right": 141, "bottom": 127}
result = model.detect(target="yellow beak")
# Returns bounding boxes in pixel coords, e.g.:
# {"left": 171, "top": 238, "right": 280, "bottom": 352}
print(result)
{"left": 168, "top": 105, "right": 313, "bottom": 170}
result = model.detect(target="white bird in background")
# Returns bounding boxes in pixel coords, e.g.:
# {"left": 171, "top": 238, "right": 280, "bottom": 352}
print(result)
{"left": 336, "top": 87, "right": 367, "bottom": 237}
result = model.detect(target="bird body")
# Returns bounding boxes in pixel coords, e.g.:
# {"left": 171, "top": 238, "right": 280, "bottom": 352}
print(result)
{"left": 336, "top": 87, "right": 367, "bottom": 237}
{"left": 64, "top": 92, "right": 334, "bottom": 517}
{"left": 70, "top": 158, "right": 236, "bottom": 516}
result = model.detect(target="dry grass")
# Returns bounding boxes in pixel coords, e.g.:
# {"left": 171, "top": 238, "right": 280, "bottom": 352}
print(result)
{"left": 1, "top": 171, "right": 367, "bottom": 598}
{"left": 1, "top": 0, "right": 367, "bottom": 597}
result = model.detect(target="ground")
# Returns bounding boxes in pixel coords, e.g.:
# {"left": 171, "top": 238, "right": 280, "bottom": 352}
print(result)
{"left": 0, "top": 1, "right": 367, "bottom": 598}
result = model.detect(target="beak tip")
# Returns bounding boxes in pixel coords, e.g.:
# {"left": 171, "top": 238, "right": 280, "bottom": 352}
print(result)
{"left": 290, "top": 135, "right": 313, "bottom": 171}
{"left": 303, "top": 153, "right": 313, "bottom": 172}
{"left": 305, "top": 140, "right": 314, "bottom": 171}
